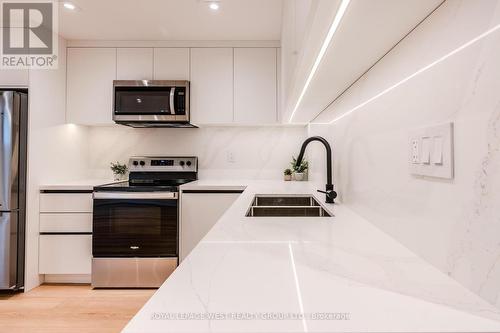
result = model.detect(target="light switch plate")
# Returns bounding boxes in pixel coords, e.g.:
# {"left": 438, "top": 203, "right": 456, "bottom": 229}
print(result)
{"left": 409, "top": 122, "right": 454, "bottom": 179}
{"left": 226, "top": 151, "right": 236, "bottom": 163}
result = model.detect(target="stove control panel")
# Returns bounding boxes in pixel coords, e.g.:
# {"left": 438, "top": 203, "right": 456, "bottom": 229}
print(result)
{"left": 129, "top": 156, "right": 197, "bottom": 172}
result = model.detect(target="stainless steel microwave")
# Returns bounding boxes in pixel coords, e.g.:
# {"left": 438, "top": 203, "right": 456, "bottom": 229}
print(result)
{"left": 113, "top": 80, "right": 196, "bottom": 128}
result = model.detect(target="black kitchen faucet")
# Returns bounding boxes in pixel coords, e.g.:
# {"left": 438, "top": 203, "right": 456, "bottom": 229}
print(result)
{"left": 295, "top": 136, "right": 337, "bottom": 203}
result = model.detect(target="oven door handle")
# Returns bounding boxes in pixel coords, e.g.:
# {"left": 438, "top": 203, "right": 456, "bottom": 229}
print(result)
{"left": 93, "top": 192, "right": 178, "bottom": 200}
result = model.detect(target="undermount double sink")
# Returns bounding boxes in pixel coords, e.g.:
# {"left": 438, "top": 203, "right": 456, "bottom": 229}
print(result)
{"left": 246, "top": 195, "right": 332, "bottom": 217}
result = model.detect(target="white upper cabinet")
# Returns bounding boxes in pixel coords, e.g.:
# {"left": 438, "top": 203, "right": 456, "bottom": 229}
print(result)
{"left": 234, "top": 48, "right": 277, "bottom": 124}
{"left": 190, "top": 48, "right": 234, "bottom": 124}
{"left": 154, "top": 48, "right": 190, "bottom": 80}
{"left": 65, "top": 46, "right": 279, "bottom": 126}
{"left": 0, "top": 69, "right": 29, "bottom": 87}
{"left": 66, "top": 48, "right": 116, "bottom": 125}
{"left": 117, "top": 48, "right": 153, "bottom": 80}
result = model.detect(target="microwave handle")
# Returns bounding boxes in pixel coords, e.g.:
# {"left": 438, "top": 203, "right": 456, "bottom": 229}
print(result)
{"left": 170, "top": 87, "right": 176, "bottom": 115}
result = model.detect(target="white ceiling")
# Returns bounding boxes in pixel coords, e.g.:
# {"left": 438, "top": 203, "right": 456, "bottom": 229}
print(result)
{"left": 58, "top": 0, "right": 283, "bottom": 41}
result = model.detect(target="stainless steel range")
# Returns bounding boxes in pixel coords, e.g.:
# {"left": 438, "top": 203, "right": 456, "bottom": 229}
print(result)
{"left": 92, "top": 156, "right": 197, "bottom": 288}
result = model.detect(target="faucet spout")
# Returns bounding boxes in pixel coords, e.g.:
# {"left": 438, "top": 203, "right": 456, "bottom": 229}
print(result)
{"left": 295, "top": 136, "right": 337, "bottom": 203}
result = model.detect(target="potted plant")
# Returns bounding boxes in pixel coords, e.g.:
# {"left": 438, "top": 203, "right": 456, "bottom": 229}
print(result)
{"left": 291, "top": 156, "right": 308, "bottom": 181}
{"left": 284, "top": 168, "right": 292, "bottom": 181}
{"left": 110, "top": 161, "right": 128, "bottom": 181}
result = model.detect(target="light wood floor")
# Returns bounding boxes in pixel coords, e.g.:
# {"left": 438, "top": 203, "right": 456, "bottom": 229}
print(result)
{"left": 0, "top": 284, "right": 155, "bottom": 333}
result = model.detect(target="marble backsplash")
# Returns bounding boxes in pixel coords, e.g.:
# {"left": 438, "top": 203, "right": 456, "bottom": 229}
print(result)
{"left": 84, "top": 125, "right": 307, "bottom": 181}
{"left": 308, "top": 0, "right": 500, "bottom": 307}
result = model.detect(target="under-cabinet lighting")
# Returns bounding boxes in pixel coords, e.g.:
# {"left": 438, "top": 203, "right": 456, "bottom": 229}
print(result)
{"left": 288, "top": 0, "right": 351, "bottom": 123}
{"left": 319, "top": 22, "right": 500, "bottom": 125}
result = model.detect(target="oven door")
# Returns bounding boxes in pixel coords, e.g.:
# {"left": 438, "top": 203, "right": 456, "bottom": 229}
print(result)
{"left": 92, "top": 192, "right": 178, "bottom": 257}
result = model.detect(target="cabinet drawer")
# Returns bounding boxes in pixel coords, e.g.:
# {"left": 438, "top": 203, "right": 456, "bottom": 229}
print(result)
{"left": 40, "top": 193, "right": 93, "bottom": 213}
{"left": 40, "top": 213, "right": 92, "bottom": 233}
{"left": 39, "top": 234, "right": 92, "bottom": 274}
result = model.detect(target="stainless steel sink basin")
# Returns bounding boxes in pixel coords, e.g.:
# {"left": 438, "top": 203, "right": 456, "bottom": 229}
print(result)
{"left": 246, "top": 195, "right": 332, "bottom": 217}
{"left": 252, "top": 195, "right": 321, "bottom": 207}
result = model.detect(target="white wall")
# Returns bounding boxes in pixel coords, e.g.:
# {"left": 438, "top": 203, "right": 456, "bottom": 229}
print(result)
{"left": 280, "top": 0, "right": 315, "bottom": 112}
{"left": 24, "top": 37, "right": 89, "bottom": 291}
{"left": 85, "top": 125, "right": 306, "bottom": 180}
{"left": 308, "top": 0, "right": 500, "bottom": 307}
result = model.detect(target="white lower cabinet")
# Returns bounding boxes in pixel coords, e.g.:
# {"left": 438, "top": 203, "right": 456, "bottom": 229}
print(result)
{"left": 39, "top": 234, "right": 92, "bottom": 274}
{"left": 39, "top": 190, "right": 93, "bottom": 278}
{"left": 40, "top": 193, "right": 93, "bottom": 213}
{"left": 40, "top": 213, "right": 92, "bottom": 233}
{"left": 180, "top": 191, "right": 242, "bottom": 261}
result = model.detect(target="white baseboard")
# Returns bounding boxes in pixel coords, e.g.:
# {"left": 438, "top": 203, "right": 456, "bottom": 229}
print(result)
{"left": 44, "top": 274, "right": 91, "bottom": 284}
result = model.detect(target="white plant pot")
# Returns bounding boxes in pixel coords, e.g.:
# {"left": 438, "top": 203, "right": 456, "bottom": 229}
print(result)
{"left": 294, "top": 172, "right": 305, "bottom": 181}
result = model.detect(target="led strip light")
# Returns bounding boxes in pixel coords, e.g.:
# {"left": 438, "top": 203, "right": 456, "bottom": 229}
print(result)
{"left": 316, "top": 22, "right": 500, "bottom": 124}
{"left": 288, "top": 0, "right": 352, "bottom": 123}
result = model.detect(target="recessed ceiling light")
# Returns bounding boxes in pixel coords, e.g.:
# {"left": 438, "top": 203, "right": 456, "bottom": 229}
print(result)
{"left": 63, "top": 2, "right": 76, "bottom": 10}
{"left": 209, "top": 2, "right": 219, "bottom": 10}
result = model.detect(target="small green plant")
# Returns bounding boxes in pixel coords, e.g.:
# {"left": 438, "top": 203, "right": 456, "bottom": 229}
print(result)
{"left": 291, "top": 156, "right": 308, "bottom": 173}
{"left": 284, "top": 168, "right": 292, "bottom": 176}
{"left": 110, "top": 162, "right": 128, "bottom": 175}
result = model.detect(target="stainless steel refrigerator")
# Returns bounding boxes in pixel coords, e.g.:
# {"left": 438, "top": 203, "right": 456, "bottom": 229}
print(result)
{"left": 0, "top": 91, "right": 27, "bottom": 291}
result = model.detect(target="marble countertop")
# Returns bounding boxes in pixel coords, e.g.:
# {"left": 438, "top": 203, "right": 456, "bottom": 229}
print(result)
{"left": 119, "top": 180, "right": 500, "bottom": 332}
{"left": 39, "top": 179, "right": 115, "bottom": 191}
{"left": 181, "top": 180, "right": 248, "bottom": 192}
